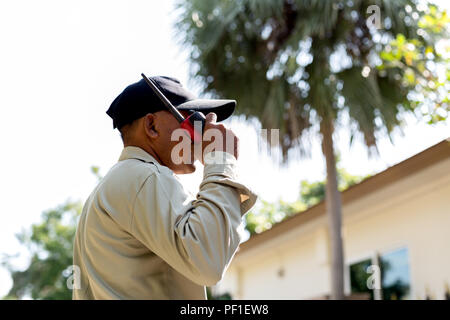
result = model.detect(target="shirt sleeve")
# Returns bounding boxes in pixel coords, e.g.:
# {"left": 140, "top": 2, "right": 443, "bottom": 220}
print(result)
{"left": 130, "top": 151, "right": 257, "bottom": 286}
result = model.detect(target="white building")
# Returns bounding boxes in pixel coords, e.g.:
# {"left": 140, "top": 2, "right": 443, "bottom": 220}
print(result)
{"left": 215, "top": 139, "right": 450, "bottom": 300}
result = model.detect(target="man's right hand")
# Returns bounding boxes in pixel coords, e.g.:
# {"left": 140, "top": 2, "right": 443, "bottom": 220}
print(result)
{"left": 199, "top": 112, "right": 239, "bottom": 164}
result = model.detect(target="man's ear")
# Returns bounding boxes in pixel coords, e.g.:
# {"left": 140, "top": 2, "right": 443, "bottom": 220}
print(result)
{"left": 144, "top": 113, "right": 158, "bottom": 139}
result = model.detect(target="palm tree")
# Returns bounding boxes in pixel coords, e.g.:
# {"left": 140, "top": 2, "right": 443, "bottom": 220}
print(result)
{"left": 175, "top": 0, "right": 447, "bottom": 299}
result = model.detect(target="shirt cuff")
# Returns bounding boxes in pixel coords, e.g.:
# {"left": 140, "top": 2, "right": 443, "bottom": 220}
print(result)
{"left": 203, "top": 151, "right": 237, "bottom": 179}
{"left": 202, "top": 151, "right": 258, "bottom": 215}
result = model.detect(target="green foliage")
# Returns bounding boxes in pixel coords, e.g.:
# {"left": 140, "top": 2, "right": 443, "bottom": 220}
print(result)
{"left": 206, "top": 287, "right": 232, "bottom": 300}
{"left": 2, "top": 201, "right": 81, "bottom": 300}
{"left": 245, "top": 166, "right": 369, "bottom": 235}
{"left": 245, "top": 199, "right": 306, "bottom": 234}
{"left": 176, "top": 0, "right": 448, "bottom": 158}
{"left": 299, "top": 180, "right": 325, "bottom": 207}
{"left": 90, "top": 165, "right": 103, "bottom": 181}
{"left": 299, "top": 166, "right": 370, "bottom": 205}
{"left": 378, "top": 5, "right": 450, "bottom": 124}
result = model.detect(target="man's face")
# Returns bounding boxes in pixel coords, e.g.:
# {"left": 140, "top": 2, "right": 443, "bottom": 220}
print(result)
{"left": 151, "top": 110, "right": 197, "bottom": 174}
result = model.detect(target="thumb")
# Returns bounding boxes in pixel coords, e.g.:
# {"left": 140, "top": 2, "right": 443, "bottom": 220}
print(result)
{"left": 205, "top": 112, "right": 217, "bottom": 123}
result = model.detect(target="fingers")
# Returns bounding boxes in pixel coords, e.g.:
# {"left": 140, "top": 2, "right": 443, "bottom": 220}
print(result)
{"left": 198, "top": 112, "right": 239, "bottom": 162}
{"left": 205, "top": 112, "right": 217, "bottom": 124}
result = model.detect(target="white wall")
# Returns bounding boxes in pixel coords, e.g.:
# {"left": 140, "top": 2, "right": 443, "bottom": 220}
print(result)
{"left": 216, "top": 158, "right": 450, "bottom": 299}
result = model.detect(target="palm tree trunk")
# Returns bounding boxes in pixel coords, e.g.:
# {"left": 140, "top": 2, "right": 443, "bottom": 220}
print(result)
{"left": 320, "top": 120, "right": 345, "bottom": 300}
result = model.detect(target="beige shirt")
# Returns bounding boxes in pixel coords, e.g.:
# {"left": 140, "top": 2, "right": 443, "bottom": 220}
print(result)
{"left": 72, "top": 146, "right": 256, "bottom": 299}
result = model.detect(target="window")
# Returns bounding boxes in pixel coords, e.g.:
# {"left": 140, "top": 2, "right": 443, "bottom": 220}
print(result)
{"left": 379, "top": 248, "right": 411, "bottom": 300}
{"left": 349, "top": 247, "right": 411, "bottom": 300}
{"left": 349, "top": 258, "right": 374, "bottom": 299}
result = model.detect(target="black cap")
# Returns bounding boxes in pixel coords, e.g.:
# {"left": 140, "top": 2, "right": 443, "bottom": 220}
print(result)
{"left": 106, "top": 76, "right": 236, "bottom": 129}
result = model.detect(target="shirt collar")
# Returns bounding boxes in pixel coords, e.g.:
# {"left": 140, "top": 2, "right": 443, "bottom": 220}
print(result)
{"left": 118, "top": 146, "right": 160, "bottom": 165}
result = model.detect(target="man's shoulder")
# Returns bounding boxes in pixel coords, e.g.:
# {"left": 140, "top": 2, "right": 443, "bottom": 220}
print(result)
{"left": 105, "top": 158, "right": 160, "bottom": 188}
{"left": 117, "top": 157, "right": 160, "bottom": 174}
{"left": 91, "top": 158, "right": 185, "bottom": 210}
{"left": 82, "top": 159, "right": 163, "bottom": 229}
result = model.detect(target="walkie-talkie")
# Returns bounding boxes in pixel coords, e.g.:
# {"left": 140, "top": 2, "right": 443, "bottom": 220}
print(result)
{"left": 141, "top": 73, "right": 206, "bottom": 143}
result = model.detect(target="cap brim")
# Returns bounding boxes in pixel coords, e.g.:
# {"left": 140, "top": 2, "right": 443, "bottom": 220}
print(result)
{"left": 176, "top": 99, "right": 236, "bottom": 122}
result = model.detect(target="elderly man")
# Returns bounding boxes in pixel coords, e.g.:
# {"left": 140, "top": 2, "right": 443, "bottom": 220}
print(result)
{"left": 72, "top": 75, "right": 257, "bottom": 299}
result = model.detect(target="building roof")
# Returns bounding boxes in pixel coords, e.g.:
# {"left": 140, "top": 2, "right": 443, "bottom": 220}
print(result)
{"left": 239, "top": 138, "right": 450, "bottom": 253}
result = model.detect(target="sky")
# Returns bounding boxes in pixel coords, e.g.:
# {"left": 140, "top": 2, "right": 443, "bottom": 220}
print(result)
{"left": 0, "top": 0, "right": 448, "bottom": 297}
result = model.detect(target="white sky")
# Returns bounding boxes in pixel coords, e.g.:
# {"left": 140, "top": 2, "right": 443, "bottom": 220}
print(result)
{"left": 0, "top": 0, "right": 448, "bottom": 297}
